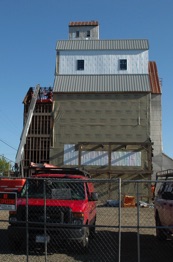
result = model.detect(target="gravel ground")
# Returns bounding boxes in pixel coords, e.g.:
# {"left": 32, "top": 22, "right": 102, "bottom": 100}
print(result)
{"left": 0, "top": 207, "right": 172, "bottom": 262}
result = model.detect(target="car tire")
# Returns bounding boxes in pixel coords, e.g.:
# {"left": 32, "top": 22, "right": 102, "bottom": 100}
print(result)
{"left": 156, "top": 213, "right": 167, "bottom": 240}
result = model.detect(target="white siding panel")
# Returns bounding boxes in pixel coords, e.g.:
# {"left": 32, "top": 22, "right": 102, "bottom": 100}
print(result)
{"left": 58, "top": 50, "right": 148, "bottom": 75}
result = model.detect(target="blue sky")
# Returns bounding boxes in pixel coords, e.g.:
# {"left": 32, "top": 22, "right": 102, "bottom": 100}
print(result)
{"left": 0, "top": 0, "right": 173, "bottom": 165}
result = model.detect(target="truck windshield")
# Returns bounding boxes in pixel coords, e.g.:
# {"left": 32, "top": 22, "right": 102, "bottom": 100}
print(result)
{"left": 20, "top": 179, "right": 85, "bottom": 200}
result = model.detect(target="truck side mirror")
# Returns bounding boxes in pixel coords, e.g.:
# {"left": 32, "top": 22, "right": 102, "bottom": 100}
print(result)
{"left": 89, "top": 192, "right": 98, "bottom": 201}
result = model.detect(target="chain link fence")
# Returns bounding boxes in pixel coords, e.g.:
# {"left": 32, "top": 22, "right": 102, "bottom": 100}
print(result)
{"left": 0, "top": 178, "right": 172, "bottom": 262}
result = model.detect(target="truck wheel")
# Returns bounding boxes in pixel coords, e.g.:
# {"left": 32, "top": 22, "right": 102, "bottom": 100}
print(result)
{"left": 8, "top": 237, "right": 22, "bottom": 253}
{"left": 89, "top": 221, "right": 96, "bottom": 239}
{"left": 156, "top": 214, "right": 167, "bottom": 240}
{"left": 80, "top": 228, "right": 89, "bottom": 253}
{"left": 8, "top": 227, "right": 25, "bottom": 253}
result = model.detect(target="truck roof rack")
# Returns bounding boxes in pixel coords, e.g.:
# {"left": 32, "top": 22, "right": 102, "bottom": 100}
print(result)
{"left": 29, "top": 162, "right": 91, "bottom": 178}
{"left": 156, "top": 169, "right": 173, "bottom": 180}
{"left": 33, "top": 167, "right": 91, "bottom": 178}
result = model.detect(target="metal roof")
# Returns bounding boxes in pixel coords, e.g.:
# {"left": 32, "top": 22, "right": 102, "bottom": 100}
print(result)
{"left": 56, "top": 39, "right": 149, "bottom": 51}
{"left": 53, "top": 74, "right": 151, "bottom": 93}
{"left": 69, "top": 21, "right": 99, "bottom": 26}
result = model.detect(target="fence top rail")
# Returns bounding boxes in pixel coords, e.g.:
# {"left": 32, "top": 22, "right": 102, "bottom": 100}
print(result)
{"left": 24, "top": 177, "right": 121, "bottom": 183}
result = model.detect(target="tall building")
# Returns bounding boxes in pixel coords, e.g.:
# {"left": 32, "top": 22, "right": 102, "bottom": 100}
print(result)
{"left": 50, "top": 21, "right": 156, "bottom": 181}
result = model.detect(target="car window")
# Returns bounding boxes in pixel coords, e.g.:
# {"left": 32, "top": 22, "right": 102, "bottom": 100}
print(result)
{"left": 164, "top": 182, "right": 173, "bottom": 192}
{"left": 156, "top": 182, "right": 165, "bottom": 196}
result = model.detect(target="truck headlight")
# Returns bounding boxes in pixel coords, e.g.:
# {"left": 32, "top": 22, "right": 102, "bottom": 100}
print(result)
{"left": 73, "top": 219, "right": 83, "bottom": 225}
{"left": 72, "top": 212, "right": 84, "bottom": 225}
{"left": 9, "top": 216, "right": 17, "bottom": 223}
{"left": 9, "top": 211, "right": 17, "bottom": 223}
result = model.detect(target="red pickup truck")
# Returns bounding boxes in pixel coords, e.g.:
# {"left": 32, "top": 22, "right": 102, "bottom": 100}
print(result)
{"left": 8, "top": 167, "right": 98, "bottom": 252}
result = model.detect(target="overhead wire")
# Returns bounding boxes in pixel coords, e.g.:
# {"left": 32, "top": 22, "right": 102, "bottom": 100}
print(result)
{"left": 0, "top": 154, "right": 15, "bottom": 163}
{"left": 0, "top": 139, "right": 17, "bottom": 151}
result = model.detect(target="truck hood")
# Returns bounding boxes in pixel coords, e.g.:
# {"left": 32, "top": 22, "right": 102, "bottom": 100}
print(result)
{"left": 17, "top": 198, "right": 88, "bottom": 213}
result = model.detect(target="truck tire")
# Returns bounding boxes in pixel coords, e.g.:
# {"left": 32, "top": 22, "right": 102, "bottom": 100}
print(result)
{"left": 79, "top": 227, "right": 89, "bottom": 253}
{"left": 8, "top": 226, "right": 25, "bottom": 253}
{"left": 156, "top": 214, "right": 167, "bottom": 240}
{"left": 8, "top": 234, "right": 22, "bottom": 253}
{"left": 89, "top": 220, "right": 96, "bottom": 239}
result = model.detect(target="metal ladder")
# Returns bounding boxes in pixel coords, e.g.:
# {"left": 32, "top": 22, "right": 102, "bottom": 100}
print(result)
{"left": 15, "top": 84, "right": 40, "bottom": 176}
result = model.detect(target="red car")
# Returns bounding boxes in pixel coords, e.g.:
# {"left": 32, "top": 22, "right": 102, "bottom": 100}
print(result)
{"left": 8, "top": 168, "right": 98, "bottom": 252}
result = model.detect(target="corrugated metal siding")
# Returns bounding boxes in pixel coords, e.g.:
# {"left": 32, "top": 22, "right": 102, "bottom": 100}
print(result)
{"left": 69, "top": 21, "right": 99, "bottom": 26}
{"left": 53, "top": 74, "right": 151, "bottom": 93}
{"left": 56, "top": 39, "right": 149, "bottom": 51}
{"left": 148, "top": 61, "right": 161, "bottom": 94}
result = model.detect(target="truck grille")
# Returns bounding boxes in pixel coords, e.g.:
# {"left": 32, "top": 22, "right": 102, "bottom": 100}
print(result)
{"left": 17, "top": 206, "right": 72, "bottom": 224}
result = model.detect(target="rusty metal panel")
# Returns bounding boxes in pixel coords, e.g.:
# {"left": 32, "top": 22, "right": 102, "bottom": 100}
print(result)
{"left": 149, "top": 61, "right": 161, "bottom": 94}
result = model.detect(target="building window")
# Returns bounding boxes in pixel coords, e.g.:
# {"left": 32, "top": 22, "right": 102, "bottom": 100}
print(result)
{"left": 119, "top": 59, "right": 127, "bottom": 70}
{"left": 76, "top": 31, "right": 79, "bottom": 38}
{"left": 77, "top": 60, "right": 84, "bottom": 70}
{"left": 86, "top": 30, "right": 90, "bottom": 37}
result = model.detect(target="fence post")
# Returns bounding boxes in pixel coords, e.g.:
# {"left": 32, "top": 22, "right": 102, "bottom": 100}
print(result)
{"left": 118, "top": 178, "right": 121, "bottom": 262}
{"left": 44, "top": 180, "right": 48, "bottom": 261}
{"left": 137, "top": 182, "right": 140, "bottom": 262}
{"left": 26, "top": 179, "right": 29, "bottom": 262}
